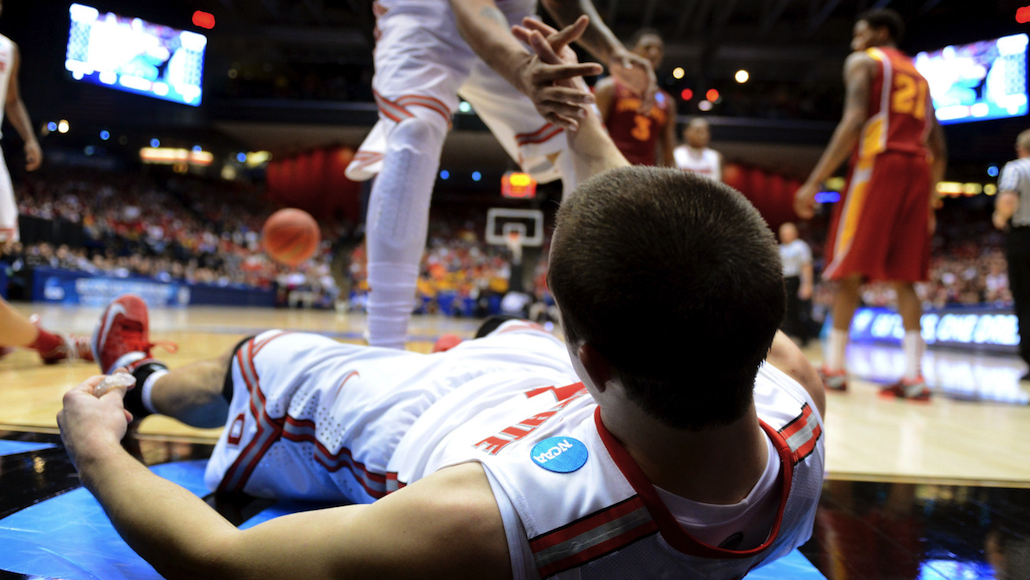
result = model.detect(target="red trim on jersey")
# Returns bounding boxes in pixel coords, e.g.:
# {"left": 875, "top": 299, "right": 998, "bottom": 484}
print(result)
{"left": 282, "top": 415, "right": 388, "bottom": 499}
{"left": 530, "top": 495, "right": 650, "bottom": 552}
{"left": 778, "top": 403, "right": 822, "bottom": 464}
{"left": 593, "top": 407, "right": 796, "bottom": 559}
{"left": 516, "top": 124, "right": 564, "bottom": 147}
{"left": 218, "top": 337, "right": 289, "bottom": 493}
{"left": 395, "top": 95, "right": 452, "bottom": 122}
{"left": 533, "top": 496, "right": 659, "bottom": 577}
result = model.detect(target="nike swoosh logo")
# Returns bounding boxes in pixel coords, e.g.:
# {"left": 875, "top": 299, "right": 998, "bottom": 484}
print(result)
{"left": 95, "top": 303, "right": 127, "bottom": 363}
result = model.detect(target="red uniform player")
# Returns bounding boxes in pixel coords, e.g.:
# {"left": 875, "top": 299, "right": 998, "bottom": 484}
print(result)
{"left": 595, "top": 30, "right": 676, "bottom": 166}
{"left": 794, "top": 9, "right": 947, "bottom": 400}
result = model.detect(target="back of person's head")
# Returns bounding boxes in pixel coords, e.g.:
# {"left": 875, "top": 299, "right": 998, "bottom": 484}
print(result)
{"left": 628, "top": 27, "right": 662, "bottom": 50}
{"left": 858, "top": 8, "right": 904, "bottom": 44}
{"left": 1017, "top": 128, "right": 1030, "bottom": 155}
{"left": 549, "top": 167, "right": 785, "bottom": 431}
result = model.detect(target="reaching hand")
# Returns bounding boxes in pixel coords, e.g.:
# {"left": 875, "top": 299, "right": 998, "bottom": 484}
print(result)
{"left": 794, "top": 183, "right": 818, "bottom": 220}
{"left": 512, "top": 16, "right": 601, "bottom": 130}
{"left": 24, "top": 141, "right": 41, "bottom": 172}
{"left": 57, "top": 373, "right": 135, "bottom": 471}
{"left": 609, "top": 47, "right": 657, "bottom": 114}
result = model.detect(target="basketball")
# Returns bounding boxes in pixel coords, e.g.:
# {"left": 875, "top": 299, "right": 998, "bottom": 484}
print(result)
{"left": 262, "top": 208, "right": 320, "bottom": 267}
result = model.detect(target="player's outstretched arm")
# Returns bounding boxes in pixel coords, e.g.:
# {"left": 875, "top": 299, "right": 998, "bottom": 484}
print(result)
{"left": 540, "top": 0, "right": 658, "bottom": 112}
{"left": 59, "top": 377, "right": 511, "bottom": 580}
{"left": 449, "top": 0, "right": 602, "bottom": 129}
{"left": 766, "top": 331, "right": 826, "bottom": 421}
{"left": 794, "top": 51, "right": 874, "bottom": 219}
{"left": 513, "top": 18, "right": 629, "bottom": 183}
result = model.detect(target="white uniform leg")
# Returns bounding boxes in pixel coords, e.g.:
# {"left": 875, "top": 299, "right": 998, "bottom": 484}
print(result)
{"left": 0, "top": 149, "right": 17, "bottom": 243}
{"left": 366, "top": 108, "right": 449, "bottom": 349}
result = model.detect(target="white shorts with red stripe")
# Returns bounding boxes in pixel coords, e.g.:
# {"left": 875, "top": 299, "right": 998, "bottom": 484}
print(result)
{"left": 0, "top": 148, "right": 17, "bottom": 243}
{"left": 345, "top": 0, "right": 568, "bottom": 185}
{"left": 204, "top": 320, "right": 577, "bottom": 502}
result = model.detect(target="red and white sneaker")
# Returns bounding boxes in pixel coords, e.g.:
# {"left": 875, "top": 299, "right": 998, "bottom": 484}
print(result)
{"left": 30, "top": 314, "right": 95, "bottom": 365}
{"left": 880, "top": 376, "right": 931, "bottom": 402}
{"left": 818, "top": 366, "right": 848, "bottom": 392}
{"left": 92, "top": 294, "right": 177, "bottom": 374}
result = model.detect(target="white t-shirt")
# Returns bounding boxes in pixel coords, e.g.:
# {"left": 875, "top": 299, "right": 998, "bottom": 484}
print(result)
{"left": 674, "top": 145, "right": 721, "bottom": 181}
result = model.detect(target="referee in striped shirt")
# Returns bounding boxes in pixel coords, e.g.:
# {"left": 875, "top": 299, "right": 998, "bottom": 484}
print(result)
{"left": 994, "top": 128, "right": 1030, "bottom": 379}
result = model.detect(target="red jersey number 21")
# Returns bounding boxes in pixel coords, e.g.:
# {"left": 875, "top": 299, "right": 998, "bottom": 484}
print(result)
{"left": 892, "top": 73, "right": 927, "bottom": 120}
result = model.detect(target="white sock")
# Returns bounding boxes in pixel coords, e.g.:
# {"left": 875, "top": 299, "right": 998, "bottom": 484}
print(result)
{"left": 140, "top": 369, "right": 168, "bottom": 415}
{"left": 825, "top": 328, "right": 848, "bottom": 372}
{"left": 903, "top": 330, "right": 923, "bottom": 380}
{"left": 367, "top": 262, "right": 419, "bottom": 349}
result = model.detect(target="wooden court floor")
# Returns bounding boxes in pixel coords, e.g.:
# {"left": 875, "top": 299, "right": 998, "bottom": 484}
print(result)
{"left": 2, "top": 302, "right": 1029, "bottom": 488}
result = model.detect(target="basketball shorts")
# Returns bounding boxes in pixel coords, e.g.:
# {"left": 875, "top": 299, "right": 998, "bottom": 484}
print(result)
{"left": 822, "top": 151, "right": 931, "bottom": 282}
{"left": 204, "top": 320, "right": 576, "bottom": 503}
{"left": 0, "top": 149, "right": 17, "bottom": 243}
{"left": 346, "top": 0, "right": 568, "bottom": 185}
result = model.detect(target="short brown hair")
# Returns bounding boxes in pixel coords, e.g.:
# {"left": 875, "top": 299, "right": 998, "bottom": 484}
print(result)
{"left": 549, "top": 167, "right": 785, "bottom": 431}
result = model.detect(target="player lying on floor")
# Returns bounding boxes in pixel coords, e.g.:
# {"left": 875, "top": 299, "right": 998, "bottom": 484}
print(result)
{"left": 57, "top": 18, "right": 826, "bottom": 580}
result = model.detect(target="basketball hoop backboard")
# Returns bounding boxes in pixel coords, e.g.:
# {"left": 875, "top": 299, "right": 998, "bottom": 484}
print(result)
{"left": 486, "top": 208, "right": 544, "bottom": 247}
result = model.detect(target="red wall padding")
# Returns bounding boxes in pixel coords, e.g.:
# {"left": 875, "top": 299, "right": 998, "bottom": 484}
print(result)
{"left": 265, "top": 147, "right": 362, "bottom": 223}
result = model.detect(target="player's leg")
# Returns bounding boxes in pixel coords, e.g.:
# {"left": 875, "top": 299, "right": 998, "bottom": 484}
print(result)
{"left": 355, "top": 6, "right": 473, "bottom": 349}
{"left": 365, "top": 107, "right": 449, "bottom": 349}
{"left": 893, "top": 281, "right": 924, "bottom": 380}
{"left": 1005, "top": 229, "right": 1030, "bottom": 375}
{"left": 824, "top": 273, "right": 862, "bottom": 387}
{"left": 142, "top": 345, "right": 236, "bottom": 428}
{"left": 0, "top": 295, "right": 93, "bottom": 362}
{"left": 879, "top": 155, "right": 932, "bottom": 400}
{"left": 0, "top": 147, "right": 18, "bottom": 248}
{"left": 0, "top": 296, "right": 38, "bottom": 348}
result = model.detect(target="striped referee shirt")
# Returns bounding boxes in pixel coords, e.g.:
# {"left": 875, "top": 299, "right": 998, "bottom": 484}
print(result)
{"left": 999, "top": 157, "right": 1030, "bottom": 227}
{"left": 779, "top": 239, "right": 812, "bottom": 278}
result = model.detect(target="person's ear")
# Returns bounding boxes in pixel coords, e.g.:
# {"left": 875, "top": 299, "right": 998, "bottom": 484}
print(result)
{"left": 578, "top": 343, "right": 614, "bottom": 393}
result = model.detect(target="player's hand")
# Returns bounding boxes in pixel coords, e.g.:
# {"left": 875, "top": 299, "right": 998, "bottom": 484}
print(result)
{"left": 609, "top": 47, "right": 657, "bottom": 115}
{"left": 794, "top": 183, "right": 819, "bottom": 220}
{"left": 928, "top": 208, "right": 937, "bottom": 236}
{"left": 57, "top": 374, "right": 135, "bottom": 471}
{"left": 513, "top": 16, "right": 602, "bottom": 130}
{"left": 992, "top": 212, "right": 1008, "bottom": 231}
{"left": 24, "top": 140, "right": 42, "bottom": 172}
{"left": 799, "top": 282, "right": 813, "bottom": 301}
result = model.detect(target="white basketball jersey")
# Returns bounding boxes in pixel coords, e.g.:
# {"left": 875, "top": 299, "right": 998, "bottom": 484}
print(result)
{"left": 675, "top": 146, "right": 721, "bottom": 181}
{"left": 0, "top": 35, "right": 14, "bottom": 136}
{"left": 390, "top": 362, "right": 825, "bottom": 579}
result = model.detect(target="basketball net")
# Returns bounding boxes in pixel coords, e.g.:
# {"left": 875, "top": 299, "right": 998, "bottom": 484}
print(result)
{"left": 505, "top": 231, "right": 523, "bottom": 264}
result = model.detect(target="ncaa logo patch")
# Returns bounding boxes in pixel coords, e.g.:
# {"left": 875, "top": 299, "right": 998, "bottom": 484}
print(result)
{"left": 531, "top": 437, "right": 588, "bottom": 473}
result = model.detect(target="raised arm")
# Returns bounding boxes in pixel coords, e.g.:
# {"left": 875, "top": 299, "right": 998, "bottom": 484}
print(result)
{"left": 926, "top": 112, "right": 947, "bottom": 233}
{"left": 594, "top": 76, "right": 615, "bottom": 124}
{"left": 995, "top": 161, "right": 1020, "bottom": 230}
{"left": 449, "top": 0, "right": 602, "bottom": 129}
{"left": 5, "top": 44, "right": 41, "bottom": 171}
{"left": 513, "top": 17, "right": 629, "bottom": 183}
{"left": 540, "top": 0, "right": 657, "bottom": 112}
{"left": 58, "top": 376, "right": 511, "bottom": 580}
{"left": 659, "top": 96, "right": 678, "bottom": 167}
{"left": 794, "top": 51, "right": 875, "bottom": 219}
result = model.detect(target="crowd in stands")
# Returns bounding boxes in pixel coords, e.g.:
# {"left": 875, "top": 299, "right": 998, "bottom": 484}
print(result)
{"left": 1, "top": 167, "right": 1015, "bottom": 319}
{"left": 1, "top": 168, "right": 344, "bottom": 300}
{"left": 344, "top": 215, "right": 549, "bottom": 317}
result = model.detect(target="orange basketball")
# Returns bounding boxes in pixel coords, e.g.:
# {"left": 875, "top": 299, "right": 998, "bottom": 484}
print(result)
{"left": 262, "top": 208, "right": 320, "bottom": 267}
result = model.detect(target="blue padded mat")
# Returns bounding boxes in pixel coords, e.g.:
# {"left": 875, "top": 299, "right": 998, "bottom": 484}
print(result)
{"left": 0, "top": 440, "right": 57, "bottom": 455}
{"left": 0, "top": 460, "right": 826, "bottom": 579}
